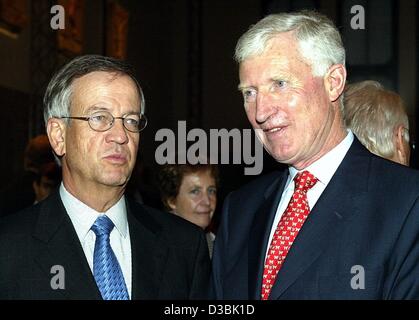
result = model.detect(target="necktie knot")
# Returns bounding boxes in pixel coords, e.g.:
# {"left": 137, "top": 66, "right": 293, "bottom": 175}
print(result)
{"left": 294, "top": 170, "right": 318, "bottom": 193}
{"left": 91, "top": 215, "right": 114, "bottom": 237}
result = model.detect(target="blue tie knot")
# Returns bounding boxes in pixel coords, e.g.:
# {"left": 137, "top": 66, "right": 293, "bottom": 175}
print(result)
{"left": 91, "top": 215, "right": 114, "bottom": 237}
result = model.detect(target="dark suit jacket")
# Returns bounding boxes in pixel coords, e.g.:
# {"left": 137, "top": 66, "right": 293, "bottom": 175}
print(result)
{"left": 0, "top": 190, "right": 211, "bottom": 299}
{"left": 211, "top": 138, "right": 419, "bottom": 299}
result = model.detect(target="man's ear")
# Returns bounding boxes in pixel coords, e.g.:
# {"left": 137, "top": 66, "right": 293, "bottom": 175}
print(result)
{"left": 47, "top": 118, "right": 66, "bottom": 157}
{"left": 324, "top": 64, "right": 347, "bottom": 102}
{"left": 394, "top": 125, "right": 410, "bottom": 166}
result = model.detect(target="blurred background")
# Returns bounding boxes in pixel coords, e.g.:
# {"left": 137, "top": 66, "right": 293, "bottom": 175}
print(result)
{"left": 0, "top": 0, "right": 418, "bottom": 214}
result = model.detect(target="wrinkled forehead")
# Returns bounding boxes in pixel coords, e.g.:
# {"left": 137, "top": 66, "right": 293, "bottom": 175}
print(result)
{"left": 70, "top": 71, "right": 141, "bottom": 114}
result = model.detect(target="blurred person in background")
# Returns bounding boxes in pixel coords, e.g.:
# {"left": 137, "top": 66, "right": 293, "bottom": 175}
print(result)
{"left": 159, "top": 162, "right": 219, "bottom": 258}
{"left": 344, "top": 80, "right": 411, "bottom": 166}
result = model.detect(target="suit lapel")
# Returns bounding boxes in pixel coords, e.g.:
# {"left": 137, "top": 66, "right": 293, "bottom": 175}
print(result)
{"left": 248, "top": 170, "right": 288, "bottom": 299}
{"left": 127, "top": 199, "right": 169, "bottom": 300}
{"left": 33, "top": 191, "right": 101, "bottom": 299}
{"left": 268, "top": 138, "right": 370, "bottom": 299}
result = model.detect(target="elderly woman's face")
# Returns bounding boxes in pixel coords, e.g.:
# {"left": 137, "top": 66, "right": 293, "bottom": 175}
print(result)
{"left": 168, "top": 169, "right": 217, "bottom": 229}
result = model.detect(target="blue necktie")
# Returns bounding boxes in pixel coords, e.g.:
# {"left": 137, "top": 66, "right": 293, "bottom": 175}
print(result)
{"left": 91, "top": 215, "right": 129, "bottom": 300}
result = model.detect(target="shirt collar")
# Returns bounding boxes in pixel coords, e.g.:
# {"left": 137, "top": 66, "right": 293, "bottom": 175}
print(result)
{"left": 59, "top": 183, "right": 128, "bottom": 241}
{"left": 288, "top": 130, "right": 354, "bottom": 186}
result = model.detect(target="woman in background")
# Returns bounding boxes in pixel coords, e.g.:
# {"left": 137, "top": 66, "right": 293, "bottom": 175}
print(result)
{"left": 158, "top": 162, "right": 219, "bottom": 258}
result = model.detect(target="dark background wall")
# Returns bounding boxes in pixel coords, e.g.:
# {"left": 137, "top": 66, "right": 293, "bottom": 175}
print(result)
{"left": 0, "top": 0, "right": 418, "bottom": 200}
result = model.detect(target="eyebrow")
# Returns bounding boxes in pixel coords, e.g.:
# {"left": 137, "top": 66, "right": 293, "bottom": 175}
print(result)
{"left": 237, "top": 84, "right": 253, "bottom": 91}
{"left": 85, "top": 105, "right": 140, "bottom": 115}
{"left": 85, "top": 106, "right": 109, "bottom": 113}
{"left": 191, "top": 184, "right": 217, "bottom": 188}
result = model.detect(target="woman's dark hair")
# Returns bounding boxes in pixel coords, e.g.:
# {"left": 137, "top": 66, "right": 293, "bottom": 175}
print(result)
{"left": 158, "top": 163, "right": 219, "bottom": 211}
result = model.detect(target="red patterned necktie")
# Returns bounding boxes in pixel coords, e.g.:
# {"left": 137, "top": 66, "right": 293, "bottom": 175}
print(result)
{"left": 261, "top": 170, "right": 318, "bottom": 300}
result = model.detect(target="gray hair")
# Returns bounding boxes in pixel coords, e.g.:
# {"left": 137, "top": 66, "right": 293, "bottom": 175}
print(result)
{"left": 234, "top": 10, "right": 345, "bottom": 77}
{"left": 343, "top": 80, "right": 409, "bottom": 159}
{"left": 43, "top": 54, "right": 145, "bottom": 126}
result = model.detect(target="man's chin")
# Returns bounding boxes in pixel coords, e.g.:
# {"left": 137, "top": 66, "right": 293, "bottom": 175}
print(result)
{"left": 266, "top": 147, "right": 293, "bottom": 164}
{"left": 98, "top": 173, "right": 130, "bottom": 188}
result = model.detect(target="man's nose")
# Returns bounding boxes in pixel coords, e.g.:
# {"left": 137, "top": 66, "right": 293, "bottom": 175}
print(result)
{"left": 106, "top": 119, "right": 129, "bottom": 144}
{"left": 255, "top": 92, "right": 275, "bottom": 124}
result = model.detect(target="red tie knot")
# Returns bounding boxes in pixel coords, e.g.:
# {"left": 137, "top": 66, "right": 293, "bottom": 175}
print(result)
{"left": 294, "top": 170, "right": 318, "bottom": 193}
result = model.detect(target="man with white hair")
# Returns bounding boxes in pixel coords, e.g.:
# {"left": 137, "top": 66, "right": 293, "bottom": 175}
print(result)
{"left": 211, "top": 10, "right": 419, "bottom": 299}
{"left": 344, "top": 80, "right": 410, "bottom": 166}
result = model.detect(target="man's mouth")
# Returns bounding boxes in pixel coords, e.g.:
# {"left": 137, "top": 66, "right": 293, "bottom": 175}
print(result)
{"left": 103, "top": 153, "right": 128, "bottom": 164}
{"left": 263, "top": 125, "right": 286, "bottom": 134}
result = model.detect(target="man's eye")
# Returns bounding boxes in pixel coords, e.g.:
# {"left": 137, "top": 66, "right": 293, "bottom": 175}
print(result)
{"left": 243, "top": 89, "right": 257, "bottom": 102}
{"left": 91, "top": 115, "right": 107, "bottom": 122}
{"left": 125, "top": 118, "right": 139, "bottom": 126}
{"left": 274, "top": 80, "right": 286, "bottom": 88}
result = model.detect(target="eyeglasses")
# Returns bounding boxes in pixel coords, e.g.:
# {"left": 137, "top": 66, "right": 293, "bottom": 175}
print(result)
{"left": 59, "top": 110, "right": 147, "bottom": 133}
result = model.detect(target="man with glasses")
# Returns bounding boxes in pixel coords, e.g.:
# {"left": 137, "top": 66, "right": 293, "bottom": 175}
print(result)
{"left": 0, "top": 55, "right": 210, "bottom": 300}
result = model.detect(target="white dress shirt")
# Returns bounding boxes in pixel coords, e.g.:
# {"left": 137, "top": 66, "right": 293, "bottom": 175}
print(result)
{"left": 265, "top": 130, "right": 354, "bottom": 260}
{"left": 59, "top": 183, "right": 132, "bottom": 298}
